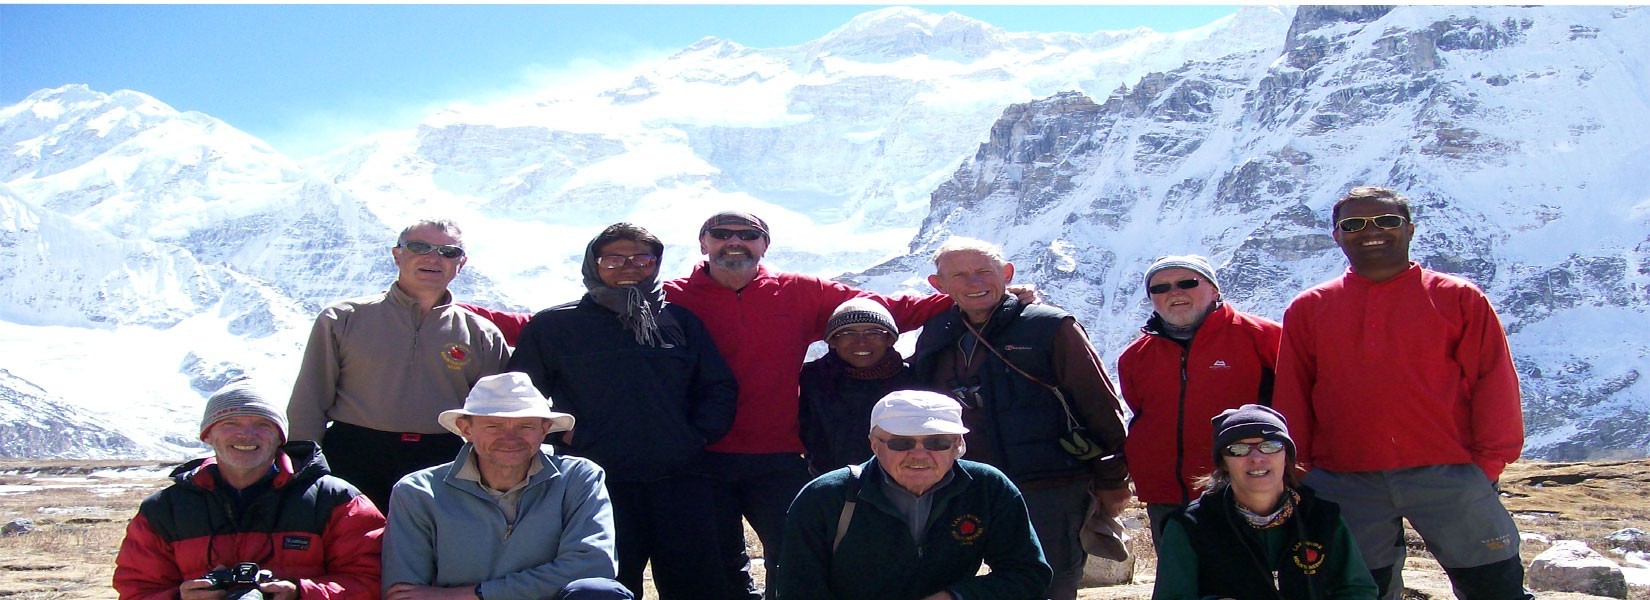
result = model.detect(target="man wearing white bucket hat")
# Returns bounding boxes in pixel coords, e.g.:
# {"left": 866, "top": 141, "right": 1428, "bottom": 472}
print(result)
{"left": 382, "top": 372, "right": 633, "bottom": 600}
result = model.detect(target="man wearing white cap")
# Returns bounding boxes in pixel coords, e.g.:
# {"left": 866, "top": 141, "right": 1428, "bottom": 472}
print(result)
{"left": 115, "top": 379, "right": 385, "bottom": 600}
{"left": 382, "top": 372, "right": 633, "bottom": 600}
{"left": 776, "top": 390, "right": 1051, "bottom": 600}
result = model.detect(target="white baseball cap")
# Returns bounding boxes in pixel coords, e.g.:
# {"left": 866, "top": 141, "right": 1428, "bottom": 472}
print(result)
{"left": 869, "top": 390, "right": 970, "bottom": 436}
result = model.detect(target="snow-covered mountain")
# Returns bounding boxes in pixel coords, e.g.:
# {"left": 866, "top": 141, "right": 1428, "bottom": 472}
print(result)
{"left": 2, "top": 6, "right": 1645, "bottom": 460}
{"left": 851, "top": 5, "right": 1650, "bottom": 460}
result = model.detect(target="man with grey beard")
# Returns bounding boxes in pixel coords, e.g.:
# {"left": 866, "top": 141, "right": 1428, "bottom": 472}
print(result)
{"left": 664, "top": 211, "right": 954, "bottom": 598}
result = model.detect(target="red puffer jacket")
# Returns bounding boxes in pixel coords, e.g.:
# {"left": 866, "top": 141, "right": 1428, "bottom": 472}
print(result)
{"left": 1117, "top": 303, "right": 1281, "bottom": 505}
{"left": 113, "top": 442, "right": 385, "bottom": 599}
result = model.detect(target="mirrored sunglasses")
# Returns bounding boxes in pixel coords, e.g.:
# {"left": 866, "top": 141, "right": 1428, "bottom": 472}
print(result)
{"left": 877, "top": 435, "right": 956, "bottom": 452}
{"left": 1335, "top": 214, "right": 1407, "bottom": 233}
{"left": 1222, "top": 439, "right": 1286, "bottom": 457}
{"left": 597, "top": 254, "right": 658, "bottom": 270}
{"left": 707, "top": 228, "right": 765, "bottom": 241}
{"left": 1148, "top": 279, "right": 1201, "bottom": 295}
{"left": 399, "top": 240, "right": 465, "bottom": 259}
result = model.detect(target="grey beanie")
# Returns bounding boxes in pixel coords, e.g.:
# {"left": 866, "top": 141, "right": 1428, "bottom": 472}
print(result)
{"left": 200, "top": 379, "right": 289, "bottom": 442}
{"left": 1145, "top": 254, "right": 1219, "bottom": 291}
{"left": 826, "top": 297, "right": 897, "bottom": 339}
{"left": 1210, "top": 404, "right": 1294, "bottom": 464}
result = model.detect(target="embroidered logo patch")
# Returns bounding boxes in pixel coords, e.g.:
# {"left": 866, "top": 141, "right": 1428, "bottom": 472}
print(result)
{"left": 1291, "top": 540, "right": 1326, "bottom": 574}
{"left": 282, "top": 535, "right": 312, "bottom": 551}
{"left": 1003, "top": 345, "right": 1034, "bottom": 351}
{"left": 441, "top": 343, "right": 473, "bottom": 370}
{"left": 951, "top": 514, "right": 985, "bottom": 545}
{"left": 1210, "top": 359, "right": 1231, "bottom": 369}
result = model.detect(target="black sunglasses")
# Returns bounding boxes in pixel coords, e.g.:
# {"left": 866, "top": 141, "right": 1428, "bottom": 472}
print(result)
{"left": 398, "top": 240, "right": 465, "bottom": 259}
{"left": 876, "top": 435, "right": 957, "bottom": 452}
{"left": 1222, "top": 440, "right": 1286, "bottom": 457}
{"left": 1335, "top": 214, "right": 1407, "bottom": 233}
{"left": 707, "top": 228, "right": 765, "bottom": 241}
{"left": 1148, "top": 278, "right": 1201, "bottom": 295}
{"left": 597, "top": 254, "right": 658, "bottom": 270}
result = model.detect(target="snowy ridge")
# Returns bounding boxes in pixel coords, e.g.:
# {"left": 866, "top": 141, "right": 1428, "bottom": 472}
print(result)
{"left": 2, "top": 6, "right": 1645, "bottom": 458}
{"left": 852, "top": 5, "right": 1650, "bottom": 459}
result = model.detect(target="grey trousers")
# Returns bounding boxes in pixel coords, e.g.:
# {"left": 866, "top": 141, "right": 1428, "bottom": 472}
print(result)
{"left": 1305, "top": 464, "right": 1528, "bottom": 600}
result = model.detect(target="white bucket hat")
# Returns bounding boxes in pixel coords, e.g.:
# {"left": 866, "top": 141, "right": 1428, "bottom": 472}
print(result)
{"left": 869, "top": 390, "right": 970, "bottom": 436}
{"left": 438, "top": 372, "right": 575, "bottom": 436}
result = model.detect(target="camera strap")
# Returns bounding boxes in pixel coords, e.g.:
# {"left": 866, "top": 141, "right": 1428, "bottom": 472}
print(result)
{"left": 958, "top": 319, "right": 1085, "bottom": 433}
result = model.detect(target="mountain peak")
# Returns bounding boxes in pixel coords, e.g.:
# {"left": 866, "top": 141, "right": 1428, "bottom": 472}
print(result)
{"left": 1, "top": 85, "right": 176, "bottom": 126}
{"left": 810, "top": 7, "right": 1003, "bottom": 61}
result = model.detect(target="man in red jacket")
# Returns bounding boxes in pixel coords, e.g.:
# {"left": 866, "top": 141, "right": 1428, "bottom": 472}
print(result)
{"left": 1274, "top": 186, "right": 1532, "bottom": 600}
{"left": 1116, "top": 254, "right": 1280, "bottom": 546}
{"left": 664, "top": 211, "right": 953, "bottom": 598}
{"left": 114, "top": 380, "right": 384, "bottom": 600}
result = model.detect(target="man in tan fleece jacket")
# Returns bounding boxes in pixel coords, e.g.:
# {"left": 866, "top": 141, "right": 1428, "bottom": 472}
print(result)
{"left": 286, "top": 218, "right": 510, "bottom": 510}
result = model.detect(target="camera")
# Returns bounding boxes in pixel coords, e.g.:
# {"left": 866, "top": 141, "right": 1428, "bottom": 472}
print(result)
{"left": 204, "top": 562, "right": 272, "bottom": 591}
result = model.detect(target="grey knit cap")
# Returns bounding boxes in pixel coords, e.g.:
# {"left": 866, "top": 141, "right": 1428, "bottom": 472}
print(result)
{"left": 1210, "top": 404, "right": 1294, "bottom": 464}
{"left": 200, "top": 379, "right": 289, "bottom": 442}
{"left": 1145, "top": 254, "right": 1219, "bottom": 292}
{"left": 826, "top": 298, "right": 897, "bottom": 339}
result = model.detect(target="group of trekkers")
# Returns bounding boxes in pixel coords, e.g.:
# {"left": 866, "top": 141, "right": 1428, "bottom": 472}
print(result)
{"left": 112, "top": 185, "right": 1534, "bottom": 600}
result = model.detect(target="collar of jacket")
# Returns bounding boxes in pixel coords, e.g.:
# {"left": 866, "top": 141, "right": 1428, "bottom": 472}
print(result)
{"left": 856, "top": 457, "right": 976, "bottom": 514}
{"left": 387, "top": 280, "right": 456, "bottom": 309}
{"left": 439, "top": 443, "right": 563, "bottom": 500}
{"left": 179, "top": 442, "right": 315, "bottom": 492}
{"left": 684, "top": 260, "right": 777, "bottom": 292}
{"left": 1140, "top": 301, "right": 1231, "bottom": 337}
{"left": 937, "top": 293, "right": 1028, "bottom": 342}
{"left": 1342, "top": 261, "right": 1422, "bottom": 288}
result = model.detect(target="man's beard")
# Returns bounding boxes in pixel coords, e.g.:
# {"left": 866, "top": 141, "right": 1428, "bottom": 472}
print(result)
{"left": 711, "top": 250, "right": 757, "bottom": 272}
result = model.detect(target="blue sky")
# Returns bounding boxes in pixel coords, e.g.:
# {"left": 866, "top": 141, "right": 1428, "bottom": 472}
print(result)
{"left": 2, "top": 4, "right": 1239, "bottom": 159}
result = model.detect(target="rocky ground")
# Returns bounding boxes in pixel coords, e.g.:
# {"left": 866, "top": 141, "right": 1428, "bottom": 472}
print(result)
{"left": 1, "top": 458, "right": 1646, "bottom": 599}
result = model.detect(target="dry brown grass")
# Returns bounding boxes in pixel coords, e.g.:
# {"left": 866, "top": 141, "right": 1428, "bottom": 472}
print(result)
{"left": 2, "top": 459, "right": 1646, "bottom": 599}
{"left": 0, "top": 461, "right": 172, "bottom": 599}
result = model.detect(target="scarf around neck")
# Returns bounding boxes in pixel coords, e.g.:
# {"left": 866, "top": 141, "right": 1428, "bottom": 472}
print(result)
{"left": 580, "top": 239, "right": 679, "bottom": 347}
{"left": 1236, "top": 487, "right": 1300, "bottom": 530}
{"left": 844, "top": 352, "right": 905, "bottom": 380}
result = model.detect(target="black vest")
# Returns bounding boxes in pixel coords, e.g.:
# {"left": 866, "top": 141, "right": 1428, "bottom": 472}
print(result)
{"left": 1170, "top": 486, "right": 1343, "bottom": 600}
{"left": 911, "top": 297, "right": 1088, "bottom": 483}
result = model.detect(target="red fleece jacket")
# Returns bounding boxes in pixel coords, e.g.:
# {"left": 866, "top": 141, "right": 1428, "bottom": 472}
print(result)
{"left": 1273, "top": 264, "right": 1524, "bottom": 481}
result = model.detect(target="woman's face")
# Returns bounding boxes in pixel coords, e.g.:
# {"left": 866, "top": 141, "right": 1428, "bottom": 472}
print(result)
{"left": 1221, "top": 436, "right": 1287, "bottom": 499}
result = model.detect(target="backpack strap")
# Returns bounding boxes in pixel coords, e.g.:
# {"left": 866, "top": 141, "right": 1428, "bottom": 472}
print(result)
{"left": 831, "top": 464, "right": 863, "bottom": 554}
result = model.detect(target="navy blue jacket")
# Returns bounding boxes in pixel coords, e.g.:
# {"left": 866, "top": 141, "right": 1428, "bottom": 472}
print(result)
{"left": 507, "top": 297, "right": 737, "bottom": 482}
